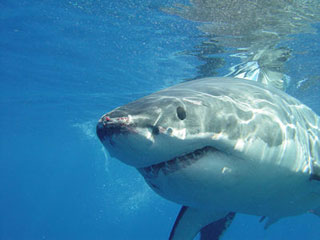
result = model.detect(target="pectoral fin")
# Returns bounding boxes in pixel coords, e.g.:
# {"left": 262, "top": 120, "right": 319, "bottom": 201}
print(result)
{"left": 311, "top": 207, "right": 320, "bottom": 217}
{"left": 169, "top": 206, "right": 236, "bottom": 240}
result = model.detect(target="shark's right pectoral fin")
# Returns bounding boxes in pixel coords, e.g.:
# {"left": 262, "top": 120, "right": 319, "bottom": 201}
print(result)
{"left": 169, "top": 206, "right": 236, "bottom": 240}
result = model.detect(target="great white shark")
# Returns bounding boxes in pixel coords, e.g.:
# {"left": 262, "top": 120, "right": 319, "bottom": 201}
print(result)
{"left": 96, "top": 77, "right": 320, "bottom": 239}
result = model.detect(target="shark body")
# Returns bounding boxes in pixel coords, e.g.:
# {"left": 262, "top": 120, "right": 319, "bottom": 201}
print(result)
{"left": 97, "top": 77, "right": 320, "bottom": 239}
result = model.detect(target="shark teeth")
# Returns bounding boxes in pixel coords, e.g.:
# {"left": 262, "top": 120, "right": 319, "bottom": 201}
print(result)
{"left": 139, "top": 146, "right": 217, "bottom": 179}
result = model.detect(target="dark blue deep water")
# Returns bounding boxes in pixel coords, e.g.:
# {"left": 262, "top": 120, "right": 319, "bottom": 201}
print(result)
{"left": 1, "top": 1, "right": 320, "bottom": 239}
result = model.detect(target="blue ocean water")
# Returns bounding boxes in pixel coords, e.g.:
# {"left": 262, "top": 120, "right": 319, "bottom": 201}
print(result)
{"left": 1, "top": 1, "right": 320, "bottom": 240}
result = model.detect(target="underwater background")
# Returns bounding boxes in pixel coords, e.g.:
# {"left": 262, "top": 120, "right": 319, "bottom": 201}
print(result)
{"left": 1, "top": 0, "right": 320, "bottom": 239}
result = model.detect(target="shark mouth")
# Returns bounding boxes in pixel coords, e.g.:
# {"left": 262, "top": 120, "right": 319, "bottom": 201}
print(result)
{"left": 138, "top": 146, "right": 217, "bottom": 179}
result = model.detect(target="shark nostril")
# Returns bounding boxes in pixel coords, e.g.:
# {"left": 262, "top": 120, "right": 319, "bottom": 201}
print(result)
{"left": 152, "top": 126, "right": 160, "bottom": 135}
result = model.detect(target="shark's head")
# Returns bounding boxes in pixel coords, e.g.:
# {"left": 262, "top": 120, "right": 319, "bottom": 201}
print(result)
{"left": 97, "top": 90, "right": 214, "bottom": 168}
{"left": 96, "top": 80, "right": 240, "bottom": 169}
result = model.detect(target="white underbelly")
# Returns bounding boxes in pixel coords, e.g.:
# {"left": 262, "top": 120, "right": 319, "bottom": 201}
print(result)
{"left": 143, "top": 151, "right": 320, "bottom": 218}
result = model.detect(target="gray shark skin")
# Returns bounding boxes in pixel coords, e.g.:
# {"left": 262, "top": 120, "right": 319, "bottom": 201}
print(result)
{"left": 96, "top": 77, "right": 320, "bottom": 240}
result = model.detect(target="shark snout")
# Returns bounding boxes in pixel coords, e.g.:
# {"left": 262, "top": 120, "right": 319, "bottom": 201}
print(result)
{"left": 96, "top": 114, "right": 134, "bottom": 142}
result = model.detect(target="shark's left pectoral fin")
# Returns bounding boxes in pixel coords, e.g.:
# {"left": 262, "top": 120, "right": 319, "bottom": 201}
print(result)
{"left": 258, "top": 215, "right": 279, "bottom": 229}
{"left": 169, "top": 206, "right": 236, "bottom": 240}
{"left": 311, "top": 207, "right": 320, "bottom": 217}
{"left": 199, "top": 212, "right": 236, "bottom": 240}
{"left": 263, "top": 217, "right": 279, "bottom": 229}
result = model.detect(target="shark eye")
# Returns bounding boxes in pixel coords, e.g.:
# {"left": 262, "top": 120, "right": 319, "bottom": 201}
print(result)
{"left": 176, "top": 106, "right": 186, "bottom": 120}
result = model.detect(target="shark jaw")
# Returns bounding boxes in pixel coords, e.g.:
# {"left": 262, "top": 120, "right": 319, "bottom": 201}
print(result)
{"left": 138, "top": 146, "right": 218, "bottom": 178}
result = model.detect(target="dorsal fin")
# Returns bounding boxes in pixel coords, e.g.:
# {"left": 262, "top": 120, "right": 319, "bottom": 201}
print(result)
{"left": 226, "top": 46, "right": 291, "bottom": 91}
{"left": 169, "top": 206, "right": 235, "bottom": 240}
